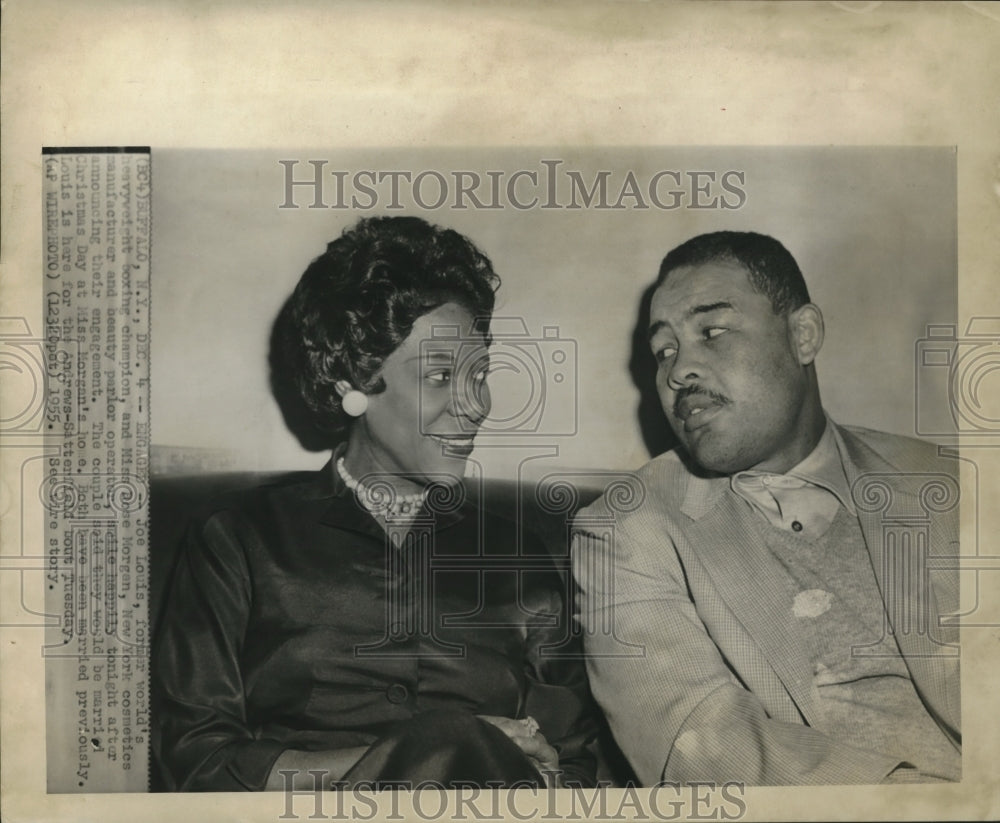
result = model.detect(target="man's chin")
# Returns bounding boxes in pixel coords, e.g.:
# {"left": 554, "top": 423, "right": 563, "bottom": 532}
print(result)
{"left": 681, "top": 436, "right": 747, "bottom": 477}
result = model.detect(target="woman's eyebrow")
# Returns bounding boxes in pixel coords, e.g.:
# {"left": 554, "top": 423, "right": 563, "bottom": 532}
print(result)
{"left": 404, "top": 350, "right": 461, "bottom": 365}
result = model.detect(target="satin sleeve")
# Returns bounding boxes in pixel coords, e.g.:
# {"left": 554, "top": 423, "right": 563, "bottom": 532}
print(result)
{"left": 153, "top": 511, "right": 287, "bottom": 791}
{"left": 520, "top": 545, "right": 600, "bottom": 787}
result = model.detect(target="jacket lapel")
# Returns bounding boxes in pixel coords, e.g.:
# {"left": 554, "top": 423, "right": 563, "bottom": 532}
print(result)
{"left": 680, "top": 474, "right": 823, "bottom": 725}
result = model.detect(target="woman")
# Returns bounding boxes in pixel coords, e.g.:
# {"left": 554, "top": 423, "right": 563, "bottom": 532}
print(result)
{"left": 153, "top": 216, "right": 597, "bottom": 791}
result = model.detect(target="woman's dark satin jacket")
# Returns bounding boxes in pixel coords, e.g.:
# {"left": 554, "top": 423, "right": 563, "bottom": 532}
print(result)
{"left": 153, "top": 464, "right": 597, "bottom": 790}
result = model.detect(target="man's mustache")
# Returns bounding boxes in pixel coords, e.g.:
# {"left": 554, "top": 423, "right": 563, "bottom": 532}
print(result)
{"left": 672, "top": 386, "right": 731, "bottom": 418}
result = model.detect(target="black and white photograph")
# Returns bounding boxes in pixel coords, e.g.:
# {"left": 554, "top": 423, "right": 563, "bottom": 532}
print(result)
{"left": 144, "top": 146, "right": 962, "bottom": 797}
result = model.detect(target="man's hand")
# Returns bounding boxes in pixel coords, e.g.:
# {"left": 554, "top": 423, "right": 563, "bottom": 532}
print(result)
{"left": 477, "top": 715, "right": 561, "bottom": 786}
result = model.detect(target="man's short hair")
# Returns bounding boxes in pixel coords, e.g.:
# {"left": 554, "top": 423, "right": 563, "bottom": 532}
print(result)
{"left": 656, "top": 231, "right": 810, "bottom": 315}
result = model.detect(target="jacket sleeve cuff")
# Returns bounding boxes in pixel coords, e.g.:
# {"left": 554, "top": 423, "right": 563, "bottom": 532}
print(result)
{"left": 181, "top": 739, "right": 288, "bottom": 791}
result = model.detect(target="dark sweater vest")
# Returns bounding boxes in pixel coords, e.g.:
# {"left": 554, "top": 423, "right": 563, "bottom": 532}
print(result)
{"left": 745, "top": 503, "right": 960, "bottom": 780}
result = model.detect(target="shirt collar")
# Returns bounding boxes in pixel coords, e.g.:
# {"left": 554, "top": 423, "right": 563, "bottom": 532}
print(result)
{"left": 782, "top": 416, "right": 855, "bottom": 515}
{"left": 681, "top": 415, "right": 856, "bottom": 520}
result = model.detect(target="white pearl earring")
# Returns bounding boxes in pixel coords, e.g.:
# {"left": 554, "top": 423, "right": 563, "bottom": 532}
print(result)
{"left": 341, "top": 390, "right": 368, "bottom": 417}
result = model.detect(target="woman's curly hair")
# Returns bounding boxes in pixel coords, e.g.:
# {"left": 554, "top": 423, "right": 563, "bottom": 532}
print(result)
{"left": 270, "top": 216, "right": 499, "bottom": 447}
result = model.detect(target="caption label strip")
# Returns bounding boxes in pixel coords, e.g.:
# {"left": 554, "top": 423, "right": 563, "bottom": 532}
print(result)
{"left": 42, "top": 149, "right": 152, "bottom": 792}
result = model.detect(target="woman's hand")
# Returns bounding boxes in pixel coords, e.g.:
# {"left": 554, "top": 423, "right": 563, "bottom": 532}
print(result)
{"left": 476, "top": 715, "right": 562, "bottom": 787}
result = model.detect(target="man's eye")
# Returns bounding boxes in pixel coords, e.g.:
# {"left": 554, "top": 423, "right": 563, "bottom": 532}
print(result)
{"left": 425, "top": 370, "right": 452, "bottom": 384}
{"left": 654, "top": 345, "right": 677, "bottom": 363}
{"left": 704, "top": 327, "right": 727, "bottom": 340}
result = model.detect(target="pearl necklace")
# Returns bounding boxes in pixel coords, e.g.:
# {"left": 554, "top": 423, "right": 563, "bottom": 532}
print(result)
{"left": 336, "top": 457, "right": 427, "bottom": 519}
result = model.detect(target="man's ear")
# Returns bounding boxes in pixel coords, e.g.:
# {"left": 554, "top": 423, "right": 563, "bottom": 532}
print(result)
{"left": 788, "top": 303, "right": 824, "bottom": 365}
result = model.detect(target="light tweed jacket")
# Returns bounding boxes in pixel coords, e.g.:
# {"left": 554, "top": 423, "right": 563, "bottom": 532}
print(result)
{"left": 571, "top": 423, "right": 961, "bottom": 785}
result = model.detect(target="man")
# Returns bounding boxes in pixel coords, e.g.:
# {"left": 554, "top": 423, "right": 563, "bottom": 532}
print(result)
{"left": 572, "top": 231, "right": 961, "bottom": 785}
